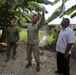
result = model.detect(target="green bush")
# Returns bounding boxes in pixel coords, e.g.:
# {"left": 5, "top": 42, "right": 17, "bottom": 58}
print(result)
{"left": 46, "top": 35, "right": 54, "bottom": 43}
{"left": 20, "top": 29, "right": 27, "bottom": 42}
{"left": 46, "top": 29, "right": 58, "bottom": 44}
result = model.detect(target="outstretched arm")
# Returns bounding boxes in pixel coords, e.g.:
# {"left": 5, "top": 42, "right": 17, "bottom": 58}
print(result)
{"left": 17, "top": 19, "right": 27, "bottom": 28}
{"left": 38, "top": 7, "right": 45, "bottom": 30}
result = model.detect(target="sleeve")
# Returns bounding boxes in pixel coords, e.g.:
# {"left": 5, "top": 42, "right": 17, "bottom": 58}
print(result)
{"left": 37, "top": 14, "right": 45, "bottom": 30}
{"left": 67, "top": 31, "right": 75, "bottom": 44}
{"left": 17, "top": 21, "right": 28, "bottom": 28}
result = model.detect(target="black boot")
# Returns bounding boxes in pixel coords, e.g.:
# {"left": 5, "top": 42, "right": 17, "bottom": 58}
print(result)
{"left": 36, "top": 63, "right": 40, "bottom": 71}
{"left": 25, "top": 61, "right": 32, "bottom": 68}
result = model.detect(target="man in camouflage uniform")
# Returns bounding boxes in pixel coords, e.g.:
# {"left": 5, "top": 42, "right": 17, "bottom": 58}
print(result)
{"left": 17, "top": 8, "right": 45, "bottom": 71}
{"left": 5, "top": 19, "right": 19, "bottom": 62}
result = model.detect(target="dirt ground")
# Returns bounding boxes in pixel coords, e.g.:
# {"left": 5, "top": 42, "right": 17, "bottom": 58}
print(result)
{"left": 0, "top": 42, "right": 76, "bottom": 75}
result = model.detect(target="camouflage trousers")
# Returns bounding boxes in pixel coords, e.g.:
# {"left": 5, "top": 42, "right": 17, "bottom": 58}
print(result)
{"left": 7, "top": 42, "right": 17, "bottom": 57}
{"left": 26, "top": 43, "right": 40, "bottom": 63}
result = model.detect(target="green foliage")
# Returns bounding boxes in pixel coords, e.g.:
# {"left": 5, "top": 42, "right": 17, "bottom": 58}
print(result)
{"left": 60, "top": 5, "right": 76, "bottom": 18}
{"left": 71, "top": 12, "right": 76, "bottom": 18}
{"left": 46, "top": 35, "right": 55, "bottom": 44}
{"left": 52, "top": 0, "right": 60, "bottom": 5}
{"left": 23, "top": 0, "right": 52, "bottom": 7}
{"left": 42, "top": 0, "right": 52, "bottom": 5}
{"left": 17, "top": 0, "right": 24, "bottom": 4}
{"left": 28, "top": 2, "right": 41, "bottom": 12}
{"left": 46, "top": 28, "right": 60, "bottom": 44}
{"left": 19, "top": 29, "right": 27, "bottom": 42}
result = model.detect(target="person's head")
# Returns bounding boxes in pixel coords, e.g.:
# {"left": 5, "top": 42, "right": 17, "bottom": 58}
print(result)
{"left": 32, "top": 14, "right": 40, "bottom": 24}
{"left": 61, "top": 18, "right": 70, "bottom": 29}
{"left": 9, "top": 19, "right": 15, "bottom": 27}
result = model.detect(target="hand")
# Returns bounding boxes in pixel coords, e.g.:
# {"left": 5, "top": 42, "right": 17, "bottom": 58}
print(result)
{"left": 42, "top": 7, "right": 46, "bottom": 14}
{"left": 64, "top": 53, "right": 69, "bottom": 59}
{"left": 16, "top": 41, "right": 20, "bottom": 45}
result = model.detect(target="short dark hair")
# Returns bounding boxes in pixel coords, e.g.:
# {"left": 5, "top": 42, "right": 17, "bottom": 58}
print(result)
{"left": 63, "top": 18, "right": 70, "bottom": 25}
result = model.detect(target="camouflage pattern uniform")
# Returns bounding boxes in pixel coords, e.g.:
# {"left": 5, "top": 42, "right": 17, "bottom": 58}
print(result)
{"left": 7, "top": 26, "right": 19, "bottom": 57}
{"left": 18, "top": 14, "right": 45, "bottom": 63}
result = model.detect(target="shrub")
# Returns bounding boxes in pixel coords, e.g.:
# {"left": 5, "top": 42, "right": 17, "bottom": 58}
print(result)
{"left": 46, "top": 29, "right": 58, "bottom": 44}
{"left": 20, "top": 29, "right": 27, "bottom": 42}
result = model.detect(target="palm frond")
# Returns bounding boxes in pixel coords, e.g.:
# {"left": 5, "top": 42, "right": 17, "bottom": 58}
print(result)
{"left": 52, "top": 0, "right": 60, "bottom": 5}
{"left": 47, "top": 6, "right": 61, "bottom": 23}
{"left": 71, "top": 12, "right": 76, "bottom": 18}
{"left": 59, "top": 5, "right": 76, "bottom": 18}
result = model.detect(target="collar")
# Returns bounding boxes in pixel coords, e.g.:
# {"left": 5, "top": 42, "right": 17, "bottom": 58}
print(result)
{"left": 62, "top": 26, "right": 70, "bottom": 31}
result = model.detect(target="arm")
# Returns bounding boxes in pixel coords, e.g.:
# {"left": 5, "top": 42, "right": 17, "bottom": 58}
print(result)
{"left": 17, "top": 19, "right": 27, "bottom": 28}
{"left": 38, "top": 14, "right": 45, "bottom": 29}
{"left": 38, "top": 7, "right": 45, "bottom": 30}
{"left": 64, "top": 31, "right": 75, "bottom": 59}
{"left": 64, "top": 43, "right": 73, "bottom": 59}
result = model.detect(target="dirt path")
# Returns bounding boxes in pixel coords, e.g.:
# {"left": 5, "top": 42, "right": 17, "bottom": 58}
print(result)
{"left": 0, "top": 43, "right": 76, "bottom": 75}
